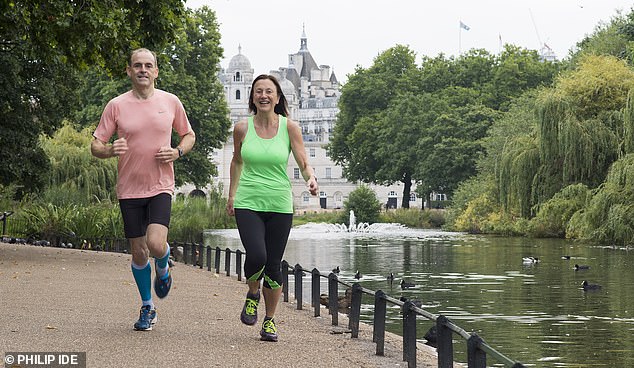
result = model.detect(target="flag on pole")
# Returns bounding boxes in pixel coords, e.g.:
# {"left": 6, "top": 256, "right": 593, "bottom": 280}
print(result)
{"left": 460, "top": 21, "right": 470, "bottom": 31}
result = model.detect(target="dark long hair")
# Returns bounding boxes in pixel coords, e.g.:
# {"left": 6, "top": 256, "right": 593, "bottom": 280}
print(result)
{"left": 248, "top": 74, "right": 289, "bottom": 117}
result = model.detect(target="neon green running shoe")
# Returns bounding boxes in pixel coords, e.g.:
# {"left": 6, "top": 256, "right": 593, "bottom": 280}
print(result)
{"left": 240, "top": 290, "right": 260, "bottom": 325}
{"left": 260, "top": 317, "right": 278, "bottom": 342}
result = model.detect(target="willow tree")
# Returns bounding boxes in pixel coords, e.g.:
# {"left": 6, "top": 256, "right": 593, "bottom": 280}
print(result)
{"left": 500, "top": 55, "right": 634, "bottom": 218}
{"left": 570, "top": 154, "right": 634, "bottom": 245}
{"left": 40, "top": 123, "right": 118, "bottom": 204}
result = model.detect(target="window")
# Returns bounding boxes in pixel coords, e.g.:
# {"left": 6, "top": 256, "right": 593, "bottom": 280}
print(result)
{"left": 293, "top": 168, "right": 300, "bottom": 179}
{"left": 388, "top": 191, "right": 397, "bottom": 197}
{"left": 325, "top": 167, "right": 331, "bottom": 179}
{"left": 302, "top": 192, "right": 310, "bottom": 203}
{"left": 235, "top": 90, "right": 241, "bottom": 100}
{"left": 310, "top": 148, "right": 315, "bottom": 158}
{"left": 409, "top": 193, "right": 417, "bottom": 201}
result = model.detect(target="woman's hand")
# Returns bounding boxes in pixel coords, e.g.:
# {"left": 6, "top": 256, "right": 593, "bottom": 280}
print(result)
{"left": 307, "top": 176, "right": 319, "bottom": 196}
{"left": 226, "top": 197, "right": 235, "bottom": 216}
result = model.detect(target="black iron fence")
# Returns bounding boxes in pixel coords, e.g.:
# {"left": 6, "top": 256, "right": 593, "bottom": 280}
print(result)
{"left": 1, "top": 227, "right": 526, "bottom": 368}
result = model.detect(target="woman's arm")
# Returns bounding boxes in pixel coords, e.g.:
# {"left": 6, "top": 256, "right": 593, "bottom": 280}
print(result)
{"left": 288, "top": 119, "right": 318, "bottom": 196}
{"left": 226, "top": 121, "right": 247, "bottom": 215}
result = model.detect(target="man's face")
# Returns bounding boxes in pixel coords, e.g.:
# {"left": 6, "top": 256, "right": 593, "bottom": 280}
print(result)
{"left": 126, "top": 50, "right": 158, "bottom": 89}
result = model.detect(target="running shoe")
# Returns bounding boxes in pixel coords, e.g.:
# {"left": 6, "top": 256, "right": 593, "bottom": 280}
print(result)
{"left": 133, "top": 305, "right": 157, "bottom": 331}
{"left": 240, "top": 290, "right": 260, "bottom": 325}
{"left": 154, "top": 268, "right": 172, "bottom": 299}
{"left": 260, "top": 317, "right": 278, "bottom": 342}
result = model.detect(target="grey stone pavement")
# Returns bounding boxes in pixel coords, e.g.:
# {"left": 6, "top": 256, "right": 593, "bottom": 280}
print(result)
{"left": 0, "top": 242, "right": 442, "bottom": 368}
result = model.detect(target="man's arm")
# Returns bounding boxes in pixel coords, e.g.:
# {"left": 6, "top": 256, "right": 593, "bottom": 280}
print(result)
{"left": 175, "top": 131, "right": 196, "bottom": 157}
{"left": 91, "top": 137, "right": 128, "bottom": 159}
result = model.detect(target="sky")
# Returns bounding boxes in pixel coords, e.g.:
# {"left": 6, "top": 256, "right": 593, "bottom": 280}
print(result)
{"left": 185, "top": 0, "right": 634, "bottom": 82}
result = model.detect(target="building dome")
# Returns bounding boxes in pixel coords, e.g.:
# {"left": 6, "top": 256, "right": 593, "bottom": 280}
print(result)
{"left": 227, "top": 46, "right": 252, "bottom": 72}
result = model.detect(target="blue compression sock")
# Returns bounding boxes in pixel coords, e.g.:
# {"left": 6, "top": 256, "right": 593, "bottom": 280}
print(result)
{"left": 131, "top": 261, "right": 153, "bottom": 306}
{"left": 155, "top": 244, "right": 170, "bottom": 279}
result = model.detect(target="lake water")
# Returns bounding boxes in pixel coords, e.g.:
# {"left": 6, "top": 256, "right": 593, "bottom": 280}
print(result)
{"left": 204, "top": 224, "right": 634, "bottom": 367}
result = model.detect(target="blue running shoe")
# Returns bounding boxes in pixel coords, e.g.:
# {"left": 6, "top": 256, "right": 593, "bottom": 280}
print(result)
{"left": 134, "top": 305, "right": 157, "bottom": 331}
{"left": 240, "top": 290, "right": 260, "bottom": 325}
{"left": 154, "top": 269, "right": 172, "bottom": 299}
{"left": 260, "top": 317, "right": 278, "bottom": 342}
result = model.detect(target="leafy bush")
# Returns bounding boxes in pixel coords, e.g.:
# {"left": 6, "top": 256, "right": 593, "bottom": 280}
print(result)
{"left": 528, "top": 183, "right": 590, "bottom": 238}
{"left": 343, "top": 185, "right": 381, "bottom": 224}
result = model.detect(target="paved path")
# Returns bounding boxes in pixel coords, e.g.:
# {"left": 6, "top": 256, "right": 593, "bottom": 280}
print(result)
{"left": 0, "top": 243, "right": 441, "bottom": 367}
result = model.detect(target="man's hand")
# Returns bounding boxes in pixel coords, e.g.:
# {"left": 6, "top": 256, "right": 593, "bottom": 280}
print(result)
{"left": 156, "top": 146, "right": 178, "bottom": 163}
{"left": 111, "top": 137, "right": 128, "bottom": 156}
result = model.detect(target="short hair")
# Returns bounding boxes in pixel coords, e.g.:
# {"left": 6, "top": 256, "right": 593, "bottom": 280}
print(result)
{"left": 248, "top": 74, "right": 290, "bottom": 117}
{"left": 129, "top": 48, "right": 157, "bottom": 67}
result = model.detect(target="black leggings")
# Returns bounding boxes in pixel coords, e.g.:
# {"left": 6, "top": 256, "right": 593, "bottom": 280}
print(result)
{"left": 234, "top": 209, "right": 293, "bottom": 290}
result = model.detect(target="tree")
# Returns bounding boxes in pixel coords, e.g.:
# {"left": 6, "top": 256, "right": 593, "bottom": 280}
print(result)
{"left": 328, "top": 45, "right": 420, "bottom": 207}
{"left": 343, "top": 186, "right": 381, "bottom": 224}
{"left": 0, "top": 0, "right": 186, "bottom": 197}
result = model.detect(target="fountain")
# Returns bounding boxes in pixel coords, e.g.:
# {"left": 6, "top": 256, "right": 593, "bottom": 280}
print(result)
{"left": 296, "top": 210, "right": 407, "bottom": 234}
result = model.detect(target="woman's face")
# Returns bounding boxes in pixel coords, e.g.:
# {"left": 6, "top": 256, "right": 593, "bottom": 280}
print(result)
{"left": 252, "top": 78, "right": 280, "bottom": 113}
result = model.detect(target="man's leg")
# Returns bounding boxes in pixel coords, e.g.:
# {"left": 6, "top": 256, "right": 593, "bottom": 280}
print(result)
{"left": 147, "top": 224, "right": 172, "bottom": 298}
{"left": 129, "top": 236, "right": 157, "bottom": 331}
{"left": 146, "top": 193, "right": 173, "bottom": 299}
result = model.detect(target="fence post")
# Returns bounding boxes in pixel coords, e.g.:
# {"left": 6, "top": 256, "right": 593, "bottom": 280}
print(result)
{"left": 235, "top": 249, "right": 243, "bottom": 281}
{"left": 373, "top": 290, "right": 387, "bottom": 356}
{"left": 214, "top": 247, "right": 221, "bottom": 273}
{"left": 282, "top": 260, "right": 289, "bottom": 302}
{"left": 224, "top": 248, "right": 231, "bottom": 276}
{"left": 206, "top": 246, "right": 212, "bottom": 271}
{"left": 328, "top": 273, "right": 339, "bottom": 326}
{"left": 467, "top": 333, "right": 486, "bottom": 368}
{"left": 189, "top": 243, "right": 196, "bottom": 265}
{"left": 311, "top": 268, "right": 320, "bottom": 317}
{"left": 402, "top": 301, "right": 417, "bottom": 368}
{"left": 349, "top": 283, "right": 362, "bottom": 338}
{"left": 198, "top": 243, "right": 204, "bottom": 270}
{"left": 294, "top": 264, "right": 303, "bottom": 310}
{"left": 436, "top": 315, "right": 454, "bottom": 368}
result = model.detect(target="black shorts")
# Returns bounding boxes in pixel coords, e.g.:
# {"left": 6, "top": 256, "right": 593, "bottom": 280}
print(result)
{"left": 119, "top": 193, "right": 172, "bottom": 238}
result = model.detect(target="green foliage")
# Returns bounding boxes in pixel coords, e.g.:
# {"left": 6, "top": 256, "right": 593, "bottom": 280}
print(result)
{"left": 555, "top": 55, "right": 634, "bottom": 119}
{"left": 452, "top": 193, "right": 498, "bottom": 234}
{"left": 330, "top": 44, "right": 557, "bottom": 211}
{"left": 378, "top": 208, "right": 445, "bottom": 228}
{"left": 444, "top": 174, "right": 495, "bottom": 231}
{"left": 343, "top": 186, "right": 381, "bottom": 224}
{"left": 40, "top": 123, "right": 118, "bottom": 204}
{"left": 571, "top": 154, "right": 634, "bottom": 245}
{"left": 15, "top": 202, "right": 123, "bottom": 240}
{"left": 528, "top": 183, "right": 590, "bottom": 238}
{"left": 292, "top": 211, "right": 342, "bottom": 227}
{"left": 169, "top": 194, "right": 234, "bottom": 243}
{"left": 574, "top": 10, "right": 632, "bottom": 64}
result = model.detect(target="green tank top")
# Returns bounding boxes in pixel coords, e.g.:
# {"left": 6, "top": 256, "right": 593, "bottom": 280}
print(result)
{"left": 234, "top": 116, "right": 293, "bottom": 213}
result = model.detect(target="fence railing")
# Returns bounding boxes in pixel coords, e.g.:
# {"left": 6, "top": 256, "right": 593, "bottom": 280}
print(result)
{"left": 2, "top": 231, "right": 526, "bottom": 368}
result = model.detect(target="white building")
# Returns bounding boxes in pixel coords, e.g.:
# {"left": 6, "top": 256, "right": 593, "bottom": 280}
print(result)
{"left": 179, "top": 29, "right": 420, "bottom": 211}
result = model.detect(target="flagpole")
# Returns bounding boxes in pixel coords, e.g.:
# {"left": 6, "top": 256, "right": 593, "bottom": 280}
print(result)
{"left": 459, "top": 25, "right": 462, "bottom": 55}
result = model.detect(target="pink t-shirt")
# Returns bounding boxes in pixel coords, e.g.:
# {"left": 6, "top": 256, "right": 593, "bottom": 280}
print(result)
{"left": 94, "top": 89, "right": 192, "bottom": 199}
